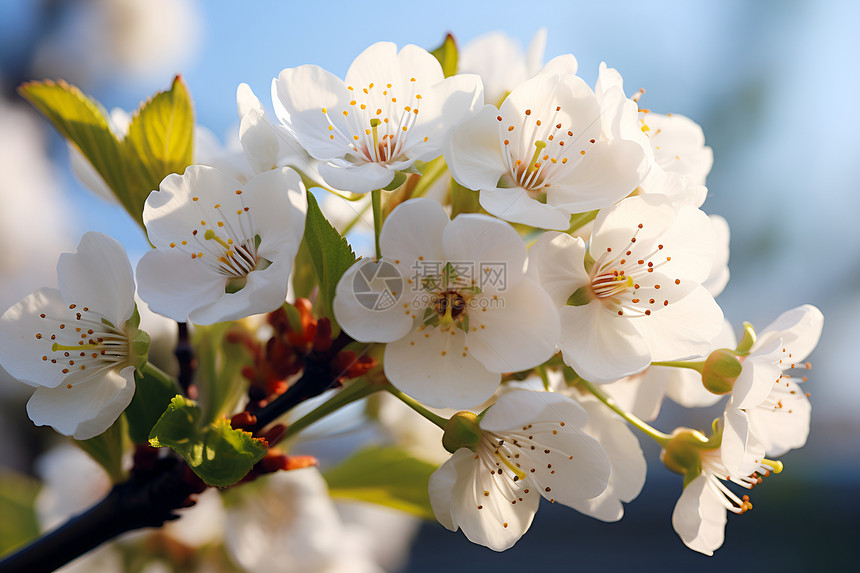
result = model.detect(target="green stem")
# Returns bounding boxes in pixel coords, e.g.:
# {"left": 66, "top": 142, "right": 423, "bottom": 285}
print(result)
{"left": 577, "top": 377, "right": 672, "bottom": 446}
{"left": 385, "top": 385, "right": 448, "bottom": 429}
{"left": 341, "top": 200, "right": 372, "bottom": 235}
{"left": 651, "top": 360, "right": 705, "bottom": 373}
{"left": 141, "top": 362, "right": 180, "bottom": 391}
{"left": 280, "top": 377, "right": 383, "bottom": 442}
{"left": 371, "top": 188, "right": 383, "bottom": 260}
{"left": 566, "top": 210, "right": 598, "bottom": 233}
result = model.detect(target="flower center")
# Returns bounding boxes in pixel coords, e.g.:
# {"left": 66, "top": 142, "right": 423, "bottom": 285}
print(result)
{"left": 583, "top": 222, "right": 680, "bottom": 318}
{"left": 169, "top": 196, "right": 271, "bottom": 293}
{"left": 701, "top": 450, "right": 783, "bottom": 515}
{"left": 496, "top": 106, "right": 596, "bottom": 192}
{"left": 320, "top": 78, "right": 426, "bottom": 165}
{"left": 35, "top": 304, "right": 129, "bottom": 388}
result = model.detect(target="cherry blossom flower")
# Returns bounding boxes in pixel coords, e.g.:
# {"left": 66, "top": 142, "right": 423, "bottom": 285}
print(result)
{"left": 0, "top": 232, "right": 145, "bottom": 439}
{"left": 721, "top": 305, "right": 822, "bottom": 474}
{"left": 136, "top": 165, "right": 306, "bottom": 324}
{"left": 445, "top": 63, "right": 647, "bottom": 230}
{"left": 429, "top": 390, "right": 610, "bottom": 551}
{"left": 667, "top": 428, "right": 781, "bottom": 556}
{"left": 272, "top": 41, "right": 483, "bottom": 193}
{"left": 333, "top": 198, "right": 559, "bottom": 409}
{"left": 530, "top": 194, "right": 723, "bottom": 383}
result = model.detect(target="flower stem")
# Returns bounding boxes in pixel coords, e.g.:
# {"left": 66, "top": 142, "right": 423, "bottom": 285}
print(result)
{"left": 385, "top": 385, "right": 448, "bottom": 430}
{"left": 279, "top": 377, "right": 383, "bottom": 442}
{"left": 372, "top": 188, "right": 383, "bottom": 260}
{"left": 577, "top": 376, "right": 672, "bottom": 446}
{"left": 650, "top": 360, "right": 705, "bottom": 373}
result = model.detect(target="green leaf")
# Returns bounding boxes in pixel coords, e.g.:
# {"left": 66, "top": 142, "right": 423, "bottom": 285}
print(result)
{"left": 123, "top": 75, "right": 194, "bottom": 219}
{"left": 291, "top": 239, "right": 319, "bottom": 300}
{"left": 430, "top": 33, "right": 459, "bottom": 78}
{"left": 303, "top": 193, "right": 357, "bottom": 325}
{"left": 324, "top": 446, "right": 437, "bottom": 519}
{"left": 75, "top": 415, "right": 128, "bottom": 483}
{"left": 149, "top": 395, "right": 267, "bottom": 487}
{"left": 18, "top": 80, "right": 129, "bottom": 208}
{"left": 19, "top": 77, "right": 195, "bottom": 229}
{"left": 125, "top": 363, "right": 181, "bottom": 444}
{"left": 0, "top": 471, "right": 40, "bottom": 557}
{"left": 449, "top": 179, "right": 481, "bottom": 217}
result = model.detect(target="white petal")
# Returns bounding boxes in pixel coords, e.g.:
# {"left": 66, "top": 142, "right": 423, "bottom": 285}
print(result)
{"left": 632, "top": 285, "right": 724, "bottom": 363}
{"left": 466, "top": 279, "right": 559, "bottom": 373}
{"left": 407, "top": 73, "right": 484, "bottom": 162}
{"left": 664, "top": 367, "right": 722, "bottom": 408}
{"left": 272, "top": 64, "right": 352, "bottom": 160}
{"left": 479, "top": 187, "right": 573, "bottom": 230}
{"left": 536, "top": 54, "right": 578, "bottom": 77}
{"left": 573, "top": 398, "right": 647, "bottom": 522}
{"left": 333, "top": 260, "right": 415, "bottom": 343}
{"left": 442, "top": 213, "right": 526, "bottom": 292}
{"left": 68, "top": 142, "right": 116, "bottom": 203}
{"left": 136, "top": 249, "right": 226, "bottom": 323}
{"left": 529, "top": 232, "right": 590, "bottom": 308}
{"left": 27, "top": 365, "right": 135, "bottom": 439}
{"left": 239, "top": 108, "right": 280, "bottom": 174}
{"left": 748, "top": 382, "right": 811, "bottom": 456}
{"left": 702, "top": 215, "right": 730, "bottom": 296}
{"left": 384, "top": 325, "right": 499, "bottom": 409}
{"left": 653, "top": 204, "right": 716, "bottom": 283}
{"left": 589, "top": 194, "right": 676, "bottom": 256}
{"left": 482, "top": 389, "right": 590, "bottom": 432}
{"left": 317, "top": 161, "right": 394, "bottom": 194}
{"left": 444, "top": 105, "right": 507, "bottom": 192}
{"left": 720, "top": 407, "right": 750, "bottom": 476}
{"left": 447, "top": 448, "right": 539, "bottom": 551}
{"left": 241, "top": 167, "right": 307, "bottom": 257}
{"left": 428, "top": 456, "right": 459, "bottom": 531}
{"left": 189, "top": 256, "right": 292, "bottom": 325}
{"left": 671, "top": 474, "right": 726, "bottom": 556}
{"left": 733, "top": 339, "right": 784, "bottom": 409}
{"left": 601, "top": 372, "right": 667, "bottom": 422}
{"left": 236, "top": 82, "right": 263, "bottom": 118}
{"left": 0, "top": 288, "right": 77, "bottom": 389}
{"left": 558, "top": 303, "right": 651, "bottom": 383}
{"left": 756, "top": 305, "right": 824, "bottom": 363}
{"left": 380, "top": 198, "right": 449, "bottom": 269}
{"left": 550, "top": 140, "right": 646, "bottom": 213}
{"left": 57, "top": 232, "right": 135, "bottom": 325}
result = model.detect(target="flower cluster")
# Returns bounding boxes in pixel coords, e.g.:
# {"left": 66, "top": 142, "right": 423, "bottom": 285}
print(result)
{"left": 0, "top": 29, "right": 824, "bottom": 568}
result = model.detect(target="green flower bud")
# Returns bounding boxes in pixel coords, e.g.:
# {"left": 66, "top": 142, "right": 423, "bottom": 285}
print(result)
{"left": 660, "top": 426, "right": 721, "bottom": 486}
{"left": 442, "top": 411, "right": 482, "bottom": 454}
{"left": 701, "top": 348, "right": 742, "bottom": 394}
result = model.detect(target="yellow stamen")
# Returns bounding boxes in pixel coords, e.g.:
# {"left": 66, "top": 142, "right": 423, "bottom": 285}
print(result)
{"left": 499, "top": 453, "right": 526, "bottom": 480}
{"left": 204, "top": 229, "right": 231, "bottom": 250}
{"left": 528, "top": 140, "right": 547, "bottom": 173}
{"left": 52, "top": 342, "right": 99, "bottom": 351}
{"left": 370, "top": 118, "right": 382, "bottom": 153}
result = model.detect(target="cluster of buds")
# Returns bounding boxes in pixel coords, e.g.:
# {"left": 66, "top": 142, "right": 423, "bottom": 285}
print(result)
{"left": 228, "top": 298, "right": 375, "bottom": 407}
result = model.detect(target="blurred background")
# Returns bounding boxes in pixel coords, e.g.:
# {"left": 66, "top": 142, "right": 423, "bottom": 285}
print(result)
{"left": 0, "top": 0, "right": 857, "bottom": 571}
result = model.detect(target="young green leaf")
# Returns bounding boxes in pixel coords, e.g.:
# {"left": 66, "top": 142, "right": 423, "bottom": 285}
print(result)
{"left": 303, "top": 193, "right": 357, "bottom": 325}
{"left": 18, "top": 80, "right": 130, "bottom": 210}
{"left": 149, "top": 395, "right": 267, "bottom": 487}
{"left": 430, "top": 33, "right": 459, "bottom": 78}
{"left": 75, "top": 415, "right": 128, "bottom": 484}
{"left": 0, "top": 471, "right": 40, "bottom": 556}
{"left": 125, "top": 363, "right": 181, "bottom": 444}
{"left": 449, "top": 179, "right": 481, "bottom": 217}
{"left": 123, "top": 75, "right": 194, "bottom": 220}
{"left": 323, "top": 446, "right": 437, "bottom": 519}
